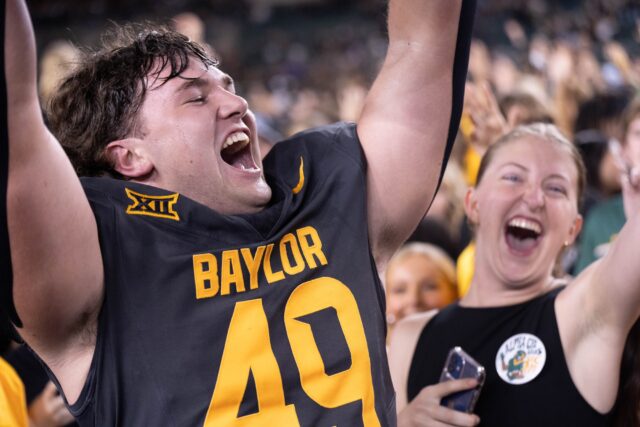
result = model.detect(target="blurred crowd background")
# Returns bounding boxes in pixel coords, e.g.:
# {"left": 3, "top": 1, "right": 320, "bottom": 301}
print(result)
{"left": 29, "top": 0, "right": 640, "bottom": 138}
{"left": 3, "top": 0, "right": 640, "bottom": 425}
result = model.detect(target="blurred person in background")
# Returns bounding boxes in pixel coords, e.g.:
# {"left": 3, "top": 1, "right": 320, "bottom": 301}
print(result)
{"left": 336, "top": 77, "right": 368, "bottom": 124}
{"left": 254, "top": 111, "right": 284, "bottom": 158}
{"left": 406, "top": 217, "right": 462, "bottom": 265}
{"left": 0, "top": 356, "right": 28, "bottom": 427}
{"left": 459, "top": 81, "right": 509, "bottom": 186}
{"left": 573, "top": 89, "right": 634, "bottom": 217}
{"left": 547, "top": 41, "right": 603, "bottom": 137}
{"left": 38, "top": 40, "right": 80, "bottom": 107}
{"left": 2, "top": 1, "right": 476, "bottom": 426}
{"left": 2, "top": 311, "right": 73, "bottom": 426}
{"left": 467, "top": 40, "right": 491, "bottom": 85}
{"left": 407, "top": 162, "right": 468, "bottom": 260}
{"left": 603, "top": 41, "right": 640, "bottom": 89}
{"left": 499, "top": 92, "right": 554, "bottom": 129}
{"left": 170, "top": 11, "right": 216, "bottom": 58}
{"left": 1, "top": 314, "right": 28, "bottom": 427}
{"left": 385, "top": 243, "right": 458, "bottom": 336}
{"left": 488, "top": 50, "right": 521, "bottom": 97}
{"left": 425, "top": 162, "right": 468, "bottom": 244}
{"left": 5, "top": 344, "right": 77, "bottom": 427}
{"left": 171, "top": 12, "right": 205, "bottom": 45}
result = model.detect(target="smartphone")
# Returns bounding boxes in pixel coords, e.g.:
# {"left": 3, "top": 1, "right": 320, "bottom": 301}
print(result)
{"left": 439, "top": 346, "right": 485, "bottom": 413}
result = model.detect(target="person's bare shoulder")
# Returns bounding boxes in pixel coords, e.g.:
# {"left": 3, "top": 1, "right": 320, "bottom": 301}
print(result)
{"left": 388, "top": 310, "right": 439, "bottom": 411}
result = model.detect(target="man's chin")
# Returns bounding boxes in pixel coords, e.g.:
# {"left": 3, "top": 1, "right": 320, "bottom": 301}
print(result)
{"left": 238, "top": 183, "right": 272, "bottom": 214}
{"left": 253, "top": 185, "right": 273, "bottom": 209}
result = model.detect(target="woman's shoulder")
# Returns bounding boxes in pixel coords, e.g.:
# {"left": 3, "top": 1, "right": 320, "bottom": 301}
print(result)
{"left": 388, "top": 310, "right": 440, "bottom": 411}
{"left": 394, "top": 310, "right": 440, "bottom": 337}
{"left": 389, "top": 310, "right": 440, "bottom": 362}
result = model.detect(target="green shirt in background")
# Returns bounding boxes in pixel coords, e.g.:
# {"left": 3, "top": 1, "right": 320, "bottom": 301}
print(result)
{"left": 575, "top": 195, "right": 626, "bottom": 274}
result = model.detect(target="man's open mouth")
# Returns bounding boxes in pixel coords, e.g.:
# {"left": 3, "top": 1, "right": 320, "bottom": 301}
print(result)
{"left": 504, "top": 217, "right": 542, "bottom": 254}
{"left": 220, "top": 131, "right": 260, "bottom": 172}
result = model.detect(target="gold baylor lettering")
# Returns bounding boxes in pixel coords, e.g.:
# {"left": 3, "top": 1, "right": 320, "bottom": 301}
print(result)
{"left": 221, "top": 250, "right": 245, "bottom": 296}
{"left": 192, "top": 226, "right": 328, "bottom": 299}
{"left": 193, "top": 254, "right": 219, "bottom": 299}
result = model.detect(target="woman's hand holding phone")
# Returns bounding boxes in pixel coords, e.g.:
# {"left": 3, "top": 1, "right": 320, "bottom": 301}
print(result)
{"left": 398, "top": 347, "right": 484, "bottom": 427}
{"left": 398, "top": 378, "right": 481, "bottom": 427}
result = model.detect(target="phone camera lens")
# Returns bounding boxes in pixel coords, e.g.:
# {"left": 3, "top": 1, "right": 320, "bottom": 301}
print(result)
{"left": 448, "top": 353, "right": 464, "bottom": 378}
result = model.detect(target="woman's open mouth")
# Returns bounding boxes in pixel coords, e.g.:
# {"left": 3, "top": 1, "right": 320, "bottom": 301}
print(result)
{"left": 504, "top": 217, "right": 542, "bottom": 255}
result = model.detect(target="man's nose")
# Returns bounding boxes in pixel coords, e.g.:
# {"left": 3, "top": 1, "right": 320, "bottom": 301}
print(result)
{"left": 217, "top": 89, "right": 248, "bottom": 119}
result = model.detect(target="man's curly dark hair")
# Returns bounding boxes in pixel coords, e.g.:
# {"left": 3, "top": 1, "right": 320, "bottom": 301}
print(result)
{"left": 46, "top": 23, "right": 217, "bottom": 177}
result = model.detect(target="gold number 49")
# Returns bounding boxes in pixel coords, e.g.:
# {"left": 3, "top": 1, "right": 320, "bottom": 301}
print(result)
{"left": 203, "top": 277, "right": 381, "bottom": 427}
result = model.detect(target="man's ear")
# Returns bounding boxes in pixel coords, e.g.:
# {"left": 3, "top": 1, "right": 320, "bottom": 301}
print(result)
{"left": 105, "top": 138, "right": 153, "bottom": 179}
{"left": 463, "top": 187, "right": 479, "bottom": 225}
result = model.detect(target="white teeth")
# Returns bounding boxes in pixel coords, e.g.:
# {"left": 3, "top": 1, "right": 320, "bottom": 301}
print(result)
{"left": 240, "top": 164, "right": 259, "bottom": 172}
{"left": 507, "top": 218, "right": 542, "bottom": 234}
{"left": 222, "top": 132, "right": 249, "bottom": 150}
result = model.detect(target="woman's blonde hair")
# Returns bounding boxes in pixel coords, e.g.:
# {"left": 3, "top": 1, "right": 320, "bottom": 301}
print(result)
{"left": 386, "top": 242, "right": 457, "bottom": 296}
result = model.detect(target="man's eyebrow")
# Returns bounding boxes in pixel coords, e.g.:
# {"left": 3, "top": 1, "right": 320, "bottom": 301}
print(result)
{"left": 175, "top": 74, "right": 235, "bottom": 92}
{"left": 176, "top": 76, "right": 209, "bottom": 93}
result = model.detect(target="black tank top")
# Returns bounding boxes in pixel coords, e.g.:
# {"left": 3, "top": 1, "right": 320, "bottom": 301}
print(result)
{"left": 407, "top": 288, "right": 611, "bottom": 426}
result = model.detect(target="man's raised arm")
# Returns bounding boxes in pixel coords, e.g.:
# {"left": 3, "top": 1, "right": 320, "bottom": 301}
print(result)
{"left": 4, "top": 0, "right": 103, "bottom": 364}
{"left": 358, "top": 0, "right": 475, "bottom": 267}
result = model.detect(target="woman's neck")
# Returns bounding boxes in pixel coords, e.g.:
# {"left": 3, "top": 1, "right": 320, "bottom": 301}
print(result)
{"left": 461, "top": 263, "right": 555, "bottom": 308}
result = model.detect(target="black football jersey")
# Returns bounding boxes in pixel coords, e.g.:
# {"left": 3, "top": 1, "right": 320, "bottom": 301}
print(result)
{"left": 2, "top": 1, "right": 476, "bottom": 422}
{"left": 60, "top": 123, "right": 396, "bottom": 426}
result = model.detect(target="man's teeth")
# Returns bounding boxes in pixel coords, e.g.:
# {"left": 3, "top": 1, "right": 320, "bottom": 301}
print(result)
{"left": 239, "top": 164, "right": 259, "bottom": 172}
{"left": 222, "top": 132, "right": 249, "bottom": 150}
{"left": 508, "top": 218, "right": 542, "bottom": 234}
